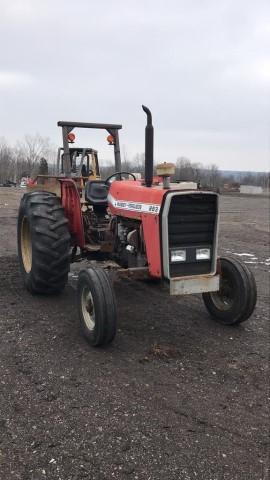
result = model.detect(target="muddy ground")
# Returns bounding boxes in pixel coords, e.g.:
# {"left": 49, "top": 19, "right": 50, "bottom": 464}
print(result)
{"left": 0, "top": 187, "right": 269, "bottom": 480}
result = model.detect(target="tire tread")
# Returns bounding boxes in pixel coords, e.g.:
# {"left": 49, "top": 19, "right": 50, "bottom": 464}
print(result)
{"left": 17, "top": 192, "right": 71, "bottom": 294}
{"left": 202, "top": 256, "right": 257, "bottom": 325}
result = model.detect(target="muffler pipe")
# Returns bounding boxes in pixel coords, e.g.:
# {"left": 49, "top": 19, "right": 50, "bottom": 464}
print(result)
{"left": 142, "top": 105, "right": 154, "bottom": 187}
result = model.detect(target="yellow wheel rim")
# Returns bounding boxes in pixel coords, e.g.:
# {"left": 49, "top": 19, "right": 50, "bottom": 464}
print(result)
{"left": 21, "top": 216, "right": 32, "bottom": 273}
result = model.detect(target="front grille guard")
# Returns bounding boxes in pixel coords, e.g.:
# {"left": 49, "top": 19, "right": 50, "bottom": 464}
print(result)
{"left": 161, "top": 191, "right": 219, "bottom": 279}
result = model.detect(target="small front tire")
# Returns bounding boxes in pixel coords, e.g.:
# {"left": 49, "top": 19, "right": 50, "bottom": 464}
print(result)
{"left": 202, "top": 256, "right": 257, "bottom": 325}
{"left": 77, "top": 267, "right": 117, "bottom": 346}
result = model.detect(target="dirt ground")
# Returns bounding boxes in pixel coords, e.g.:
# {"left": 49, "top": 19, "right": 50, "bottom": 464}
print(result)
{"left": 0, "top": 187, "right": 269, "bottom": 480}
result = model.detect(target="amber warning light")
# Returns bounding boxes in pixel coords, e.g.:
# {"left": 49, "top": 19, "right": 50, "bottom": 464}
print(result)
{"left": 67, "top": 132, "right": 76, "bottom": 143}
{"left": 107, "top": 134, "right": 115, "bottom": 145}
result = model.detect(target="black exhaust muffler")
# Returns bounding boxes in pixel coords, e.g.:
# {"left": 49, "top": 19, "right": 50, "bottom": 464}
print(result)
{"left": 142, "top": 105, "right": 154, "bottom": 187}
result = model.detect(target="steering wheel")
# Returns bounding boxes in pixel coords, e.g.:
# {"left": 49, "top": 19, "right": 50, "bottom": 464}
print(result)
{"left": 105, "top": 171, "right": 137, "bottom": 185}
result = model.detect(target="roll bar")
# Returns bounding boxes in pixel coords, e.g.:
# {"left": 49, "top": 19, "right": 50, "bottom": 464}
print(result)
{"left": 58, "top": 107, "right": 154, "bottom": 185}
{"left": 57, "top": 121, "right": 122, "bottom": 130}
{"left": 58, "top": 121, "right": 122, "bottom": 176}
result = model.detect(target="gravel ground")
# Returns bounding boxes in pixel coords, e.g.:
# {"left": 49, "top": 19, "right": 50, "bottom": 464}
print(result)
{"left": 0, "top": 187, "right": 269, "bottom": 480}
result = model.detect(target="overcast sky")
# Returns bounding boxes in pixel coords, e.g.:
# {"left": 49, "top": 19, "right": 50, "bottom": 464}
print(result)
{"left": 0, "top": 0, "right": 269, "bottom": 171}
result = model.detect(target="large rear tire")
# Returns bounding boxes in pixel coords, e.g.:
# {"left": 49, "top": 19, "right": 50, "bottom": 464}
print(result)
{"left": 202, "top": 256, "right": 257, "bottom": 325}
{"left": 17, "top": 192, "right": 71, "bottom": 294}
{"left": 77, "top": 267, "right": 117, "bottom": 346}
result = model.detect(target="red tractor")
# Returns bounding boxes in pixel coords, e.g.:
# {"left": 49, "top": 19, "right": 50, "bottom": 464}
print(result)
{"left": 17, "top": 106, "right": 257, "bottom": 346}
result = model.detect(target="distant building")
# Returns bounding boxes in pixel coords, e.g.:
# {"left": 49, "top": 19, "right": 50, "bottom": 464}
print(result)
{"left": 222, "top": 182, "right": 240, "bottom": 193}
{"left": 240, "top": 185, "right": 263, "bottom": 195}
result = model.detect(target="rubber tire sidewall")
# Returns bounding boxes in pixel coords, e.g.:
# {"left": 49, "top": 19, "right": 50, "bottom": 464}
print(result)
{"left": 202, "top": 256, "right": 256, "bottom": 325}
{"left": 77, "top": 267, "right": 117, "bottom": 346}
{"left": 17, "top": 192, "right": 70, "bottom": 294}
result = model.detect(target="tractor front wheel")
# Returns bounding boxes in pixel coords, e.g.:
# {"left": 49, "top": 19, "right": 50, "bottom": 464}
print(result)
{"left": 77, "top": 267, "right": 117, "bottom": 346}
{"left": 202, "top": 256, "right": 257, "bottom": 325}
{"left": 18, "top": 192, "right": 71, "bottom": 294}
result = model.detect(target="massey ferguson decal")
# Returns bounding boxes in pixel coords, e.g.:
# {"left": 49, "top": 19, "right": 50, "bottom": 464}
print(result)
{"left": 107, "top": 194, "right": 160, "bottom": 214}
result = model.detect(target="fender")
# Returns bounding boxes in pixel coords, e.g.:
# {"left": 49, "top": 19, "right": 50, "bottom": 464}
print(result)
{"left": 59, "top": 179, "right": 85, "bottom": 248}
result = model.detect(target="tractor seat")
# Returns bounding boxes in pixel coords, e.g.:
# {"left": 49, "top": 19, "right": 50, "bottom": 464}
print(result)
{"left": 85, "top": 180, "right": 108, "bottom": 207}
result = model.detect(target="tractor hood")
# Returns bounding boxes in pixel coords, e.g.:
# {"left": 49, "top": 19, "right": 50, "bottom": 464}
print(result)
{"left": 108, "top": 180, "right": 198, "bottom": 219}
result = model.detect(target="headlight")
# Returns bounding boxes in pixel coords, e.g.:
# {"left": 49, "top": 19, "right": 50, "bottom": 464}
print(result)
{"left": 170, "top": 249, "right": 186, "bottom": 262}
{"left": 196, "top": 248, "right": 211, "bottom": 260}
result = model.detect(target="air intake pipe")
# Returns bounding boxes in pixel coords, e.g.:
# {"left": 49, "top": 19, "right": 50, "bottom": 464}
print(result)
{"left": 142, "top": 105, "right": 154, "bottom": 187}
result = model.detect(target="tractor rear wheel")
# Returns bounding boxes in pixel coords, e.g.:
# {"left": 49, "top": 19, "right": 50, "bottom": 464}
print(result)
{"left": 17, "top": 192, "right": 70, "bottom": 294}
{"left": 202, "top": 256, "right": 257, "bottom": 325}
{"left": 77, "top": 267, "right": 117, "bottom": 346}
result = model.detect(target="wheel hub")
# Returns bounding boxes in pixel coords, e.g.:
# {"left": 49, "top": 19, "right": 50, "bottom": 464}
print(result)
{"left": 211, "top": 274, "right": 234, "bottom": 311}
{"left": 81, "top": 286, "right": 95, "bottom": 331}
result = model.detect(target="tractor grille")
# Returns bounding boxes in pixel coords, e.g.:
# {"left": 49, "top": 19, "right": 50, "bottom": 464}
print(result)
{"left": 167, "top": 193, "right": 217, "bottom": 277}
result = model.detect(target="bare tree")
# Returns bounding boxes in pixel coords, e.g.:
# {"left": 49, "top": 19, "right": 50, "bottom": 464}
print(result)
{"left": 15, "top": 134, "right": 51, "bottom": 178}
{"left": 207, "top": 164, "right": 220, "bottom": 188}
{"left": 38, "top": 157, "right": 49, "bottom": 175}
{"left": 0, "top": 139, "right": 14, "bottom": 183}
{"left": 19, "top": 134, "right": 50, "bottom": 163}
{"left": 175, "top": 157, "right": 200, "bottom": 182}
{"left": 19, "top": 135, "right": 57, "bottom": 179}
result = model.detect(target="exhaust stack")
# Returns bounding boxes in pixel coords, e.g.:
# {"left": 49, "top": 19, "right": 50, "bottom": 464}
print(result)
{"left": 142, "top": 105, "right": 154, "bottom": 187}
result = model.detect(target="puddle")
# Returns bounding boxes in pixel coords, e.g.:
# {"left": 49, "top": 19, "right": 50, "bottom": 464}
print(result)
{"left": 230, "top": 252, "right": 269, "bottom": 267}
{"left": 232, "top": 253, "right": 255, "bottom": 257}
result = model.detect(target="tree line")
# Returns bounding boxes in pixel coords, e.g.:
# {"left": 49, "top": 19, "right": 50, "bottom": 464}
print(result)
{"left": 0, "top": 134, "right": 53, "bottom": 183}
{"left": 101, "top": 154, "right": 269, "bottom": 190}
{"left": 0, "top": 134, "right": 269, "bottom": 190}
